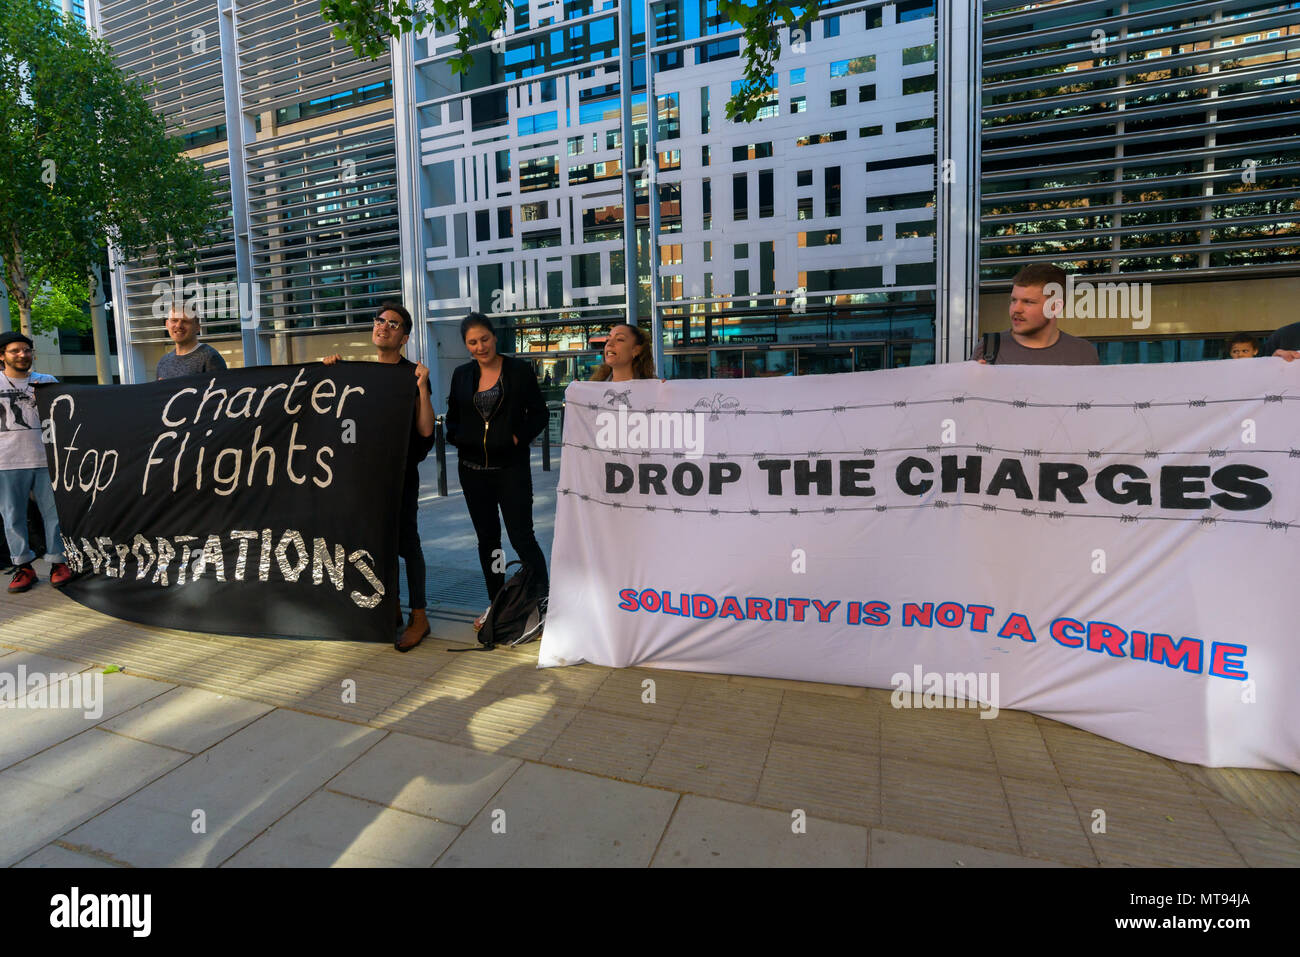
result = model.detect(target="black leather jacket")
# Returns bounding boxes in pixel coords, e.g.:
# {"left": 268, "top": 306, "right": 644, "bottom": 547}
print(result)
{"left": 445, "top": 355, "right": 548, "bottom": 467}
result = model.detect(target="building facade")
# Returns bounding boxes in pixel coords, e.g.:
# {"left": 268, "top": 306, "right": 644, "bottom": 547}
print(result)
{"left": 89, "top": 0, "right": 1296, "bottom": 385}
{"left": 399, "top": 0, "right": 982, "bottom": 396}
{"left": 91, "top": 0, "right": 405, "bottom": 381}
{"left": 980, "top": 0, "right": 1300, "bottom": 362}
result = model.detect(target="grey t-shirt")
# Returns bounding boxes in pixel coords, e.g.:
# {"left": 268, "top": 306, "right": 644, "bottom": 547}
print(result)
{"left": 156, "top": 343, "right": 228, "bottom": 381}
{"left": 0, "top": 371, "right": 58, "bottom": 470}
{"left": 973, "top": 330, "right": 1099, "bottom": 366}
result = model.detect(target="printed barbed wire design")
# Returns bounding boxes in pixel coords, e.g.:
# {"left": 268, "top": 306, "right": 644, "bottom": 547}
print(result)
{"left": 572, "top": 393, "right": 1298, "bottom": 416}
{"left": 560, "top": 441, "right": 1300, "bottom": 459}
{"left": 554, "top": 488, "right": 1295, "bottom": 529}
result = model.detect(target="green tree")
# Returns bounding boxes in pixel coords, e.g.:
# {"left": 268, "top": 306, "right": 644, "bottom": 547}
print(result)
{"left": 319, "top": 0, "right": 823, "bottom": 123}
{"left": 0, "top": 0, "right": 221, "bottom": 350}
{"left": 6, "top": 275, "right": 89, "bottom": 333}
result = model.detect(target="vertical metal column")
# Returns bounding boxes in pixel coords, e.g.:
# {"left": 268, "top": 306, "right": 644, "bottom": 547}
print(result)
{"left": 391, "top": 31, "right": 440, "bottom": 401}
{"left": 936, "top": 0, "right": 981, "bottom": 362}
{"left": 218, "top": 0, "right": 268, "bottom": 367}
{"left": 619, "top": 0, "right": 639, "bottom": 329}
{"left": 644, "top": 0, "right": 663, "bottom": 373}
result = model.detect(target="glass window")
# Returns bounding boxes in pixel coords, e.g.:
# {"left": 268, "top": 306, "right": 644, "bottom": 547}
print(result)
{"left": 733, "top": 174, "right": 748, "bottom": 221}
{"left": 830, "top": 56, "right": 875, "bottom": 77}
{"left": 895, "top": 262, "right": 936, "bottom": 285}
{"left": 903, "top": 44, "right": 936, "bottom": 65}
{"left": 903, "top": 74, "right": 936, "bottom": 95}
{"left": 897, "top": 0, "right": 935, "bottom": 21}
{"left": 571, "top": 253, "right": 600, "bottom": 287}
{"left": 896, "top": 219, "right": 935, "bottom": 239}
{"left": 664, "top": 353, "right": 709, "bottom": 379}
{"left": 891, "top": 341, "right": 934, "bottom": 367}
{"left": 745, "top": 349, "right": 795, "bottom": 377}
{"left": 866, "top": 191, "right": 934, "bottom": 213}
{"left": 519, "top": 156, "right": 559, "bottom": 192}
{"left": 825, "top": 167, "right": 841, "bottom": 217}
{"left": 710, "top": 349, "right": 744, "bottom": 378}
{"left": 854, "top": 344, "right": 886, "bottom": 371}
{"left": 758, "top": 170, "right": 774, "bottom": 218}
{"left": 798, "top": 348, "right": 851, "bottom": 375}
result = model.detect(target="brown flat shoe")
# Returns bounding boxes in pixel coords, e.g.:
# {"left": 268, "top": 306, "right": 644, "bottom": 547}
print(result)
{"left": 395, "top": 609, "right": 430, "bottom": 653}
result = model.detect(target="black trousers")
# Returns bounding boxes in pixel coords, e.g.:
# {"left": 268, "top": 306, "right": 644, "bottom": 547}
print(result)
{"left": 458, "top": 459, "right": 549, "bottom": 603}
{"left": 398, "top": 472, "right": 426, "bottom": 610}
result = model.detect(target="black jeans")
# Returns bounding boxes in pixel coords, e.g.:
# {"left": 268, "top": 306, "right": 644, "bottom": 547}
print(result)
{"left": 399, "top": 472, "right": 426, "bottom": 610}
{"left": 458, "top": 459, "right": 549, "bottom": 603}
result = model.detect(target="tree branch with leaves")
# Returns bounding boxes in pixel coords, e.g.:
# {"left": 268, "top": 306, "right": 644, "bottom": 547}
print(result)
{"left": 320, "top": 0, "right": 824, "bottom": 122}
{"left": 0, "top": 0, "right": 222, "bottom": 339}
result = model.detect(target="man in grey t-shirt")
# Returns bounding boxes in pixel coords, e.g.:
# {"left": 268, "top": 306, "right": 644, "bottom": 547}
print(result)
{"left": 156, "top": 307, "right": 228, "bottom": 380}
{"left": 973, "top": 264, "right": 1100, "bottom": 366}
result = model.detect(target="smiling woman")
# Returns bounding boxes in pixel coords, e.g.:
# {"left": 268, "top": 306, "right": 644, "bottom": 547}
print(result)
{"left": 591, "top": 323, "right": 656, "bottom": 382}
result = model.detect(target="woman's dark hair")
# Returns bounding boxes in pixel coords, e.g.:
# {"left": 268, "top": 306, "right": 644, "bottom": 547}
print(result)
{"left": 591, "top": 323, "right": 656, "bottom": 381}
{"left": 378, "top": 300, "right": 413, "bottom": 335}
{"left": 460, "top": 312, "right": 495, "bottom": 341}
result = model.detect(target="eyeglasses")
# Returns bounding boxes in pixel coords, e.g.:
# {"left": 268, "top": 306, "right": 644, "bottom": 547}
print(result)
{"left": 4, "top": 347, "right": 33, "bottom": 356}
{"left": 374, "top": 317, "right": 403, "bottom": 331}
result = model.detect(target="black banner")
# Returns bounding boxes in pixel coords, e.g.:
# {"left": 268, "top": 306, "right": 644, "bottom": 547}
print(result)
{"left": 36, "top": 363, "right": 416, "bottom": 643}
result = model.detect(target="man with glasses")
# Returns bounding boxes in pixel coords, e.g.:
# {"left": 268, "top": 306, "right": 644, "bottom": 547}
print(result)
{"left": 0, "top": 332, "right": 71, "bottom": 593}
{"left": 324, "top": 302, "right": 435, "bottom": 651}
{"left": 156, "top": 306, "right": 228, "bottom": 381}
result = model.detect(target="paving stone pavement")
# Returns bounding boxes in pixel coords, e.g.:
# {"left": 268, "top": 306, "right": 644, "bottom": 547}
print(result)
{"left": 1, "top": 446, "right": 1297, "bottom": 867}
{"left": 2, "top": 590, "right": 1298, "bottom": 867}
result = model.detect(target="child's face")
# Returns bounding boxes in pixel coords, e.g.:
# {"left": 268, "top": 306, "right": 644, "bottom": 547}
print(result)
{"left": 1230, "top": 342, "right": 1258, "bottom": 359}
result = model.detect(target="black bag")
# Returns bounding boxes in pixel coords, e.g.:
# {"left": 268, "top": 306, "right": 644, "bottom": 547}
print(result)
{"left": 456, "top": 560, "right": 548, "bottom": 651}
{"left": 981, "top": 332, "right": 1001, "bottom": 365}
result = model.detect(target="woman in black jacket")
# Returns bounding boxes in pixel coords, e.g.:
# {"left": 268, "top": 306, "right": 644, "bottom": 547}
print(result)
{"left": 445, "top": 313, "right": 550, "bottom": 628}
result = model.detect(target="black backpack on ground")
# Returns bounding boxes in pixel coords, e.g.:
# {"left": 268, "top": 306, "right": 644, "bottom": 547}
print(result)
{"left": 451, "top": 560, "right": 548, "bottom": 652}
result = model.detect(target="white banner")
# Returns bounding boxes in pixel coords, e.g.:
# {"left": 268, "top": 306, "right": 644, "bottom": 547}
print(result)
{"left": 539, "top": 360, "right": 1300, "bottom": 772}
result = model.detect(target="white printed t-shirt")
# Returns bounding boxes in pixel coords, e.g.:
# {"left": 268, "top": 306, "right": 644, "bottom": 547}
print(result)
{"left": 0, "top": 372, "right": 58, "bottom": 470}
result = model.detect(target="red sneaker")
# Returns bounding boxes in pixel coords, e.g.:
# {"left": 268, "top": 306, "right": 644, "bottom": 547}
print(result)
{"left": 49, "top": 563, "right": 73, "bottom": 588}
{"left": 8, "top": 565, "right": 37, "bottom": 593}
